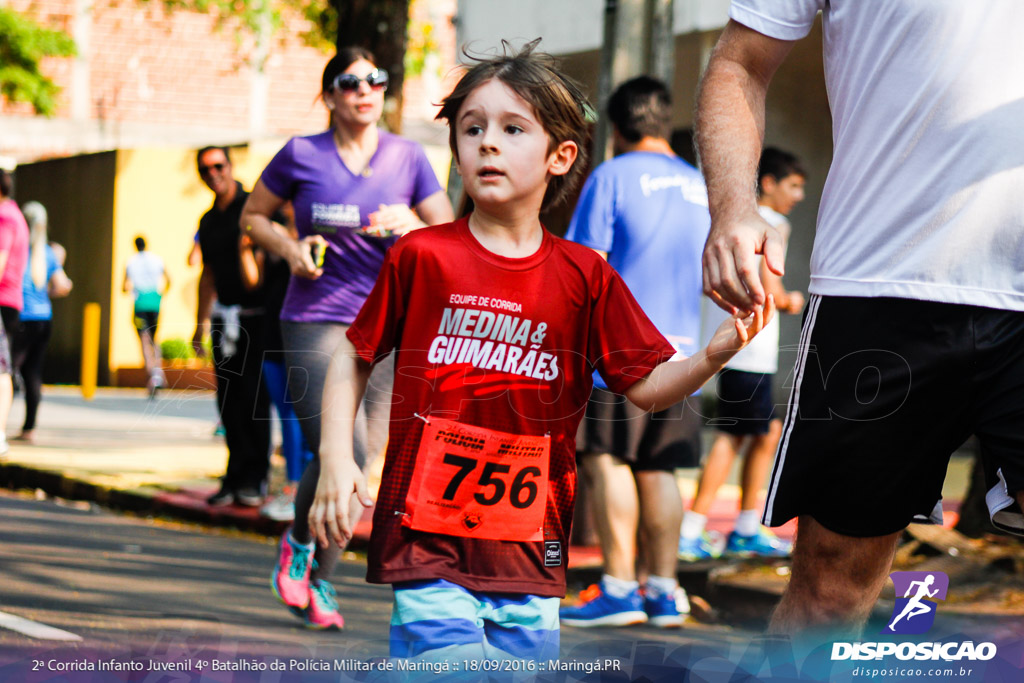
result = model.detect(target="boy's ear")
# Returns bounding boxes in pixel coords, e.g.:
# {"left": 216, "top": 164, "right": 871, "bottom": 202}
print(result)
{"left": 759, "top": 174, "right": 777, "bottom": 197}
{"left": 547, "top": 140, "right": 579, "bottom": 177}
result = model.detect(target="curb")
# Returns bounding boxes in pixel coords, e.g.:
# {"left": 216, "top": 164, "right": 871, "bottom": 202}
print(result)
{"left": 0, "top": 460, "right": 787, "bottom": 615}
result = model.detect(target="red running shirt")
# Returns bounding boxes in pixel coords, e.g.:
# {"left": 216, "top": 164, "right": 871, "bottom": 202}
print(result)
{"left": 347, "top": 217, "right": 675, "bottom": 597}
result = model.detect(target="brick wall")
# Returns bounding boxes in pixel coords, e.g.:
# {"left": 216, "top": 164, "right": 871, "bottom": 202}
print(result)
{"left": 5, "top": 0, "right": 459, "bottom": 155}
{"left": 5, "top": 0, "right": 330, "bottom": 141}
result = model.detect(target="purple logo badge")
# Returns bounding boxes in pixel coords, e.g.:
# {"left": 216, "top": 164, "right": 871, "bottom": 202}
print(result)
{"left": 883, "top": 571, "right": 948, "bottom": 635}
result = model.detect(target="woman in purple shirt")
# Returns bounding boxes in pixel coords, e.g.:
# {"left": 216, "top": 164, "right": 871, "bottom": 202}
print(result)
{"left": 242, "top": 47, "right": 453, "bottom": 630}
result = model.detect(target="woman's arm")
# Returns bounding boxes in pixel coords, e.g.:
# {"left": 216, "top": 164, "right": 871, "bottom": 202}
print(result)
{"left": 240, "top": 180, "right": 324, "bottom": 280}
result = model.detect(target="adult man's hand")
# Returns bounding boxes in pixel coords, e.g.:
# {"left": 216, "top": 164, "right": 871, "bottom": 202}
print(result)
{"left": 703, "top": 211, "right": 786, "bottom": 314}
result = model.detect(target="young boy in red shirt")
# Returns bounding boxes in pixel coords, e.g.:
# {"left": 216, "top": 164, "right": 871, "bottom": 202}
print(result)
{"left": 304, "top": 41, "right": 774, "bottom": 661}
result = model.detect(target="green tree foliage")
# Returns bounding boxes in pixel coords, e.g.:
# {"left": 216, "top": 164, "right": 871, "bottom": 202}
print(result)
{"left": 0, "top": 7, "right": 77, "bottom": 116}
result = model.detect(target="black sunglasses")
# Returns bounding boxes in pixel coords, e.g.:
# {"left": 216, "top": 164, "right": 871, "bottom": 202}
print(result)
{"left": 332, "top": 69, "right": 389, "bottom": 93}
{"left": 198, "top": 162, "right": 226, "bottom": 176}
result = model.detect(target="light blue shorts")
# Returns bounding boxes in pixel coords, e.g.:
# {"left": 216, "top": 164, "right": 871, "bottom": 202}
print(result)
{"left": 390, "top": 579, "right": 559, "bottom": 660}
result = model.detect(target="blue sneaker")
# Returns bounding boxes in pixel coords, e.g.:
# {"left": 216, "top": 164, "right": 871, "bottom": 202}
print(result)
{"left": 725, "top": 527, "right": 792, "bottom": 558}
{"left": 678, "top": 531, "right": 722, "bottom": 561}
{"left": 643, "top": 591, "right": 685, "bottom": 628}
{"left": 560, "top": 582, "right": 647, "bottom": 628}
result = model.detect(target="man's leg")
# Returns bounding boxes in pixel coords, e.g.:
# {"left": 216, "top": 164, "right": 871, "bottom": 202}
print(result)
{"left": 583, "top": 452, "right": 639, "bottom": 581}
{"left": 559, "top": 452, "right": 647, "bottom": 627}
{"left": 635, "top": 469, "right": 683, "bottom": 581}
{"left": 768, "top": 516, "right": 900, "bottom": 639}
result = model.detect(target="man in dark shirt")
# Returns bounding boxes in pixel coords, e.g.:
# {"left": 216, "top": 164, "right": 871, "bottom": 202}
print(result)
{"left": 193, "top": 146, "right": 271, "bottom": 507}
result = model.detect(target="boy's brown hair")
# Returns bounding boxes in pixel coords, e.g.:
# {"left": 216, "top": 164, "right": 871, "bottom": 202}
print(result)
{"left": 436, "top": 39, "right": 591, "bottom": 210}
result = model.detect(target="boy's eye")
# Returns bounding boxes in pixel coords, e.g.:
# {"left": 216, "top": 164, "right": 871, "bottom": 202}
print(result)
{"left": 465, "top": 125, "right": 483, "bottom": 136}
{"left": 504, "top": 125, "right": 523, "bottom": 135}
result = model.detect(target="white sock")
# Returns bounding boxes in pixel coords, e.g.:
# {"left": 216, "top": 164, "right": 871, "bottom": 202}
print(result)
{"left": 680, "top": 511, "right": 707, "bottom": 540}
{"left": 601, "top": 573, "right": 639, "bottom": 599}
{"left": 645, "top": 575, "right": 678, "bottom": 599}
{"left": 736, "top": 509, "right": 761, "bottom": 537}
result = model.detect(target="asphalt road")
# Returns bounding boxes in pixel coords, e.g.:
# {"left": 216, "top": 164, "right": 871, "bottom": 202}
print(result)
{"left": 0, "top": 490, "right": 755, "bottom": 682}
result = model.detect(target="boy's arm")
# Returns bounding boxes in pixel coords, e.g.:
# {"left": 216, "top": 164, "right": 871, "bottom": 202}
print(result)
{"left": 309, "top": 335, "right": 374, "bottom": 548}
{"left": 759, "top": 220, "right": 804, "bottom": 313}
{"left": 625, "top": 297, "right": 775, "bottom": 412}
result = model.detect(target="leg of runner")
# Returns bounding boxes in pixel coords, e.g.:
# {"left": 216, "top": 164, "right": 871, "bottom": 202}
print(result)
{"left": 726, "top": 420, "right": 792, "bottom": 557}
{"left": 768, "top": 516, "right": 900, "bottom": 640}
{"left": 636, "top": 469, "right": 685, "bottom": 627}
{"left": 275, "top": 321, "right": 391, "bottom": 629}
{"left": 559, "top": 454, "right": 646, "bottom": 628}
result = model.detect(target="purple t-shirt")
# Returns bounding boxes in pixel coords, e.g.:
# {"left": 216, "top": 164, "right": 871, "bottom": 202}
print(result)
{"left": 260, "top": 130, "right": 443, "bottom": 323}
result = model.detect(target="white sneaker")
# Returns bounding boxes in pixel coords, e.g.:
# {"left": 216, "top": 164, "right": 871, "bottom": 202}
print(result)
{"left": 261, "top": 487, "right": 296, "bottom": 521}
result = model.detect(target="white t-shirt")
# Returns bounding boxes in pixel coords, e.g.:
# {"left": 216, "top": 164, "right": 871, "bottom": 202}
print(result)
{"left": 704, "top": 205, "right": 786, "bottom": 374}
{"left": 125, "top": 251, "right": 165, "bottom": 296}
{"left": 731, "top": 1, "right": 1024, "bottom": 310}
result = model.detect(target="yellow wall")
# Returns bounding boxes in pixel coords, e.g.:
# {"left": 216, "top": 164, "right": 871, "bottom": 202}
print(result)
{"left": 108, "top": 142, "right": 291, "bottom": 374}
{"left": 109, "top": 141, "right": 453, "bottom": 375}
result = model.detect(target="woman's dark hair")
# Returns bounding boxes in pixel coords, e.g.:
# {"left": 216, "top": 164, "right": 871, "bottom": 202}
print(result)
{"left": 0, "top": 169, "right": 12, "bottom": 198}
{"left": 436, "top": 39, "right": 591, "bottom": 211}
{"left": 607, "top": 76, "right": 672, "bottom": 143}
{"left": 322, "top": 47, "right": 377, "bottom": 93}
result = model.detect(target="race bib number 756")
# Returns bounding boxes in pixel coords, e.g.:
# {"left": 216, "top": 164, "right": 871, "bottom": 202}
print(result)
{"left": 403, "top": 419, "right": 550, "bottom": 542}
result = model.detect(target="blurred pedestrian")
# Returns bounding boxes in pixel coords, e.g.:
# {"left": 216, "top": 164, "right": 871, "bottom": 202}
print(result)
{"left": 679, "top": 147, "right": 805, "bottom": 561}
{"left": 12, "top": 202, "right": 72, "bottom": 443}
{"left": 0, "top": 165, "right": 29, "bottom": 454}
{"left": 123, "top": 236, "right": 169, "bottom": 396}
{"left": 241, "top": 47, "right": 453, "bottom": 630}
{"left": 558, "top": 76, "right": 706, "bottom": 629}
{"left": 193, "top": 146, "right": 272, "bottom": 508}
{"left": 238, "top": 209, "right": 314, "bottom": 522}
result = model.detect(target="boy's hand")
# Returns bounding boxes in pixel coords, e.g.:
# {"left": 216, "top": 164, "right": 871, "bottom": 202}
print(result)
{"left": 308, "top": 458, "right": 373, "bottom": 548}
{"left": 706, "top": 295, "right": 776, "bottom": 364}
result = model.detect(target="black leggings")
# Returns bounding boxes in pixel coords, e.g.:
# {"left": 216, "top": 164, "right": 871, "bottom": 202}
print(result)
{"left": 281, "top": 321, "right": 392, "bottom": 581}
{"left": 12, "top": 319, "right": 51, "bottom": 432}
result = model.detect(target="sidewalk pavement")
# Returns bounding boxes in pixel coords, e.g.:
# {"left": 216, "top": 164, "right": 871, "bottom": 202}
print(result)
{"left": 1, "top": 387, "right": 969, "bottom": 581}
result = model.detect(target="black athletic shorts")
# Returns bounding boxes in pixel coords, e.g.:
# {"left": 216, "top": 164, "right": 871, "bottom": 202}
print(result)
{"left": 576, "top": 387, "right": 702, "bottom": 472}
{"left": 133, "top": 309, "right": 159, "bottom": 336}
{"left": 712, "top": 368, "right": 776, "bottom": 436}
{"left": 764, "top": 295, "right": 1024, "bottom": 537}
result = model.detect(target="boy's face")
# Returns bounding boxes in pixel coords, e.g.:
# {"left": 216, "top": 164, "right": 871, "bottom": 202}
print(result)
{"left": 454, "top": 78, "right": 576, "bottom": 214}
{"left": 760, "top": 173, "right": 806, "bottom": 216}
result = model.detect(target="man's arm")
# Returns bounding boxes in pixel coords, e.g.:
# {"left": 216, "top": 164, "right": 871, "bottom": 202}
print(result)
{"left": 697, "top": 20, "right": 795, "bottom": 313}
{"left": 308, "top": 335, "right": 373, "bottom": 547}
{"left": 192, "top": 267, "right": 216, "bottom": 356}
{"left": 625, "top": 297, "right": 775, "bottom": 412}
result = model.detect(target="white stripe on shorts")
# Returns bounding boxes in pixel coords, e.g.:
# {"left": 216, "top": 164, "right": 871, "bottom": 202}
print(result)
{"left": 763, "top": 294, "right": 822, "bottom": 525}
